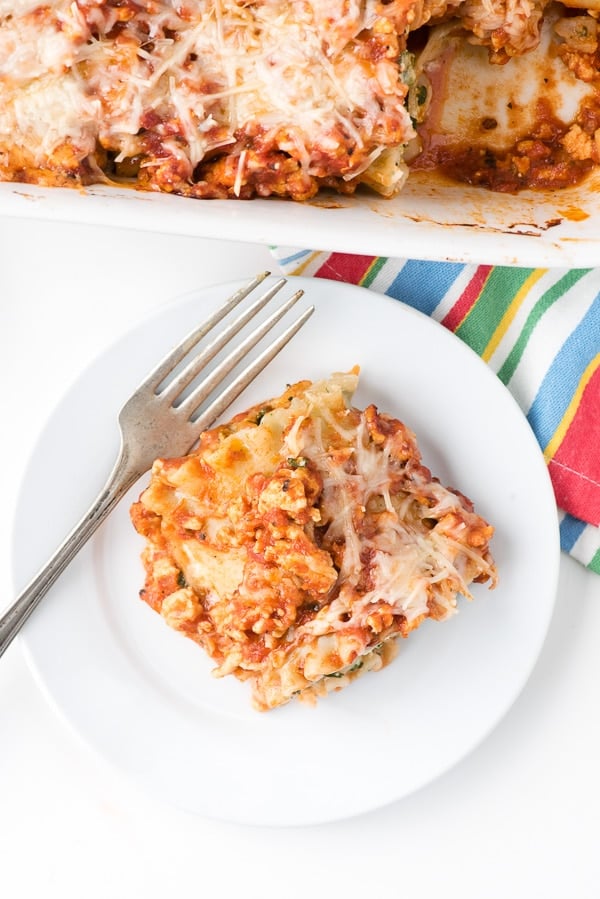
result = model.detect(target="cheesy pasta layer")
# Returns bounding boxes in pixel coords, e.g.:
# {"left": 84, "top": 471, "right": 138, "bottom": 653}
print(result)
{"left": 0, "top": 0, "right": 419, "bottom": 199}
{"left": 130, "top": 370, "right": 497, "bottom": 711}
{"left": 1, "top": 0, "right": 598, "bottom": 198}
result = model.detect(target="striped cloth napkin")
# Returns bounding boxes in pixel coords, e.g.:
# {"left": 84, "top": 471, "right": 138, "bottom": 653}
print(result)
{"left": 271, "top": 248, "right": 600, "bottom": 575}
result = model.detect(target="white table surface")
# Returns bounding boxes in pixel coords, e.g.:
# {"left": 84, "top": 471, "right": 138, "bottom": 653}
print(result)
{"left": 1, "top": 216, "right": 599, "bottom": 898}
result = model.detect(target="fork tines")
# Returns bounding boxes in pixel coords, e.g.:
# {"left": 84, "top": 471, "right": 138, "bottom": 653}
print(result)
{"left": 143, "top": 271, "right": 314, "bottom": 431}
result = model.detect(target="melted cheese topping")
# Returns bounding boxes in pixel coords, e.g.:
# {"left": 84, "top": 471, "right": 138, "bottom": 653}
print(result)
{"left": 0, "top": 0, "right": 416, "bottom": 198}
{"left": 131, "top": 369, "right": 497, "bottom": 711}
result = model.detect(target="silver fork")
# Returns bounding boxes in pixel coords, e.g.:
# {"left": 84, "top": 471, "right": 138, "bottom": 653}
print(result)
{"left": 0, "top": 272, "right": 313, "bottom": 658}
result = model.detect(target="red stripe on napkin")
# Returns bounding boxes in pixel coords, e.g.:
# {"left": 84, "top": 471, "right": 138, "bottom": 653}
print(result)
{"left": 441, "top": 265, "right": 493, "bottom": 331}
{"left": 315, "top": 253, "right": 377, "bottom": 283}
{"left": 548, "top": 366, "right": 600, "bottom": 527}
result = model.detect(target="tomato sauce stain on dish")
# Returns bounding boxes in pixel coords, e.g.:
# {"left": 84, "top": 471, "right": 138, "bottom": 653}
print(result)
{"left": 557, "top": 205, "right": 591, "bottom": 220}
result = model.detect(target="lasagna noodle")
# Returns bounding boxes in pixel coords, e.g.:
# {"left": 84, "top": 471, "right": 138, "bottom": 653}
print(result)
{"left": 130, "top": 370, "right": 497, "bottom": 710}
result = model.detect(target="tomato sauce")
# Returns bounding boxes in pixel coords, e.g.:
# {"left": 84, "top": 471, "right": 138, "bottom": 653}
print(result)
{"left": 412, "top": 99, "right": 594, "bottom": 192}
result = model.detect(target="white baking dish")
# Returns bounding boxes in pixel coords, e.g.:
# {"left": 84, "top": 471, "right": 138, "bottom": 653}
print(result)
{"left": 3, "top": 171, "right": 599, "bottom": 267}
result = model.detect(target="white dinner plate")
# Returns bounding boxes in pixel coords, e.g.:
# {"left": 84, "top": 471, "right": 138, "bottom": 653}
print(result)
{"left": 11, "top": 276, "right": 559, "bottom": 826}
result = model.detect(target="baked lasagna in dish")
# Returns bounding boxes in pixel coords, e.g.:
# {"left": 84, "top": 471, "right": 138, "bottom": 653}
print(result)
{"left": 2, "top": 0, "right": 600, "bottom": 199}
{"left": 0, "top": 0, "right": 419, "bottom": 199}
{"left": 130, "top": 369, "right": 497, "bottom": 711}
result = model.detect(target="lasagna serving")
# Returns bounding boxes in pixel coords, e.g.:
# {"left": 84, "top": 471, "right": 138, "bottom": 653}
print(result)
{"left": 2, "top": 0, "right": 600, "bottom": 199}
{"left": 130, "top": 370, "right": 497, "bottom": 711}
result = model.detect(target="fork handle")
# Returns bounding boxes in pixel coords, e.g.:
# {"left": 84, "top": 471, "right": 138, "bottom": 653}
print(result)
{"left": 0, "top": 450, "right": 140, "bottom": 659}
